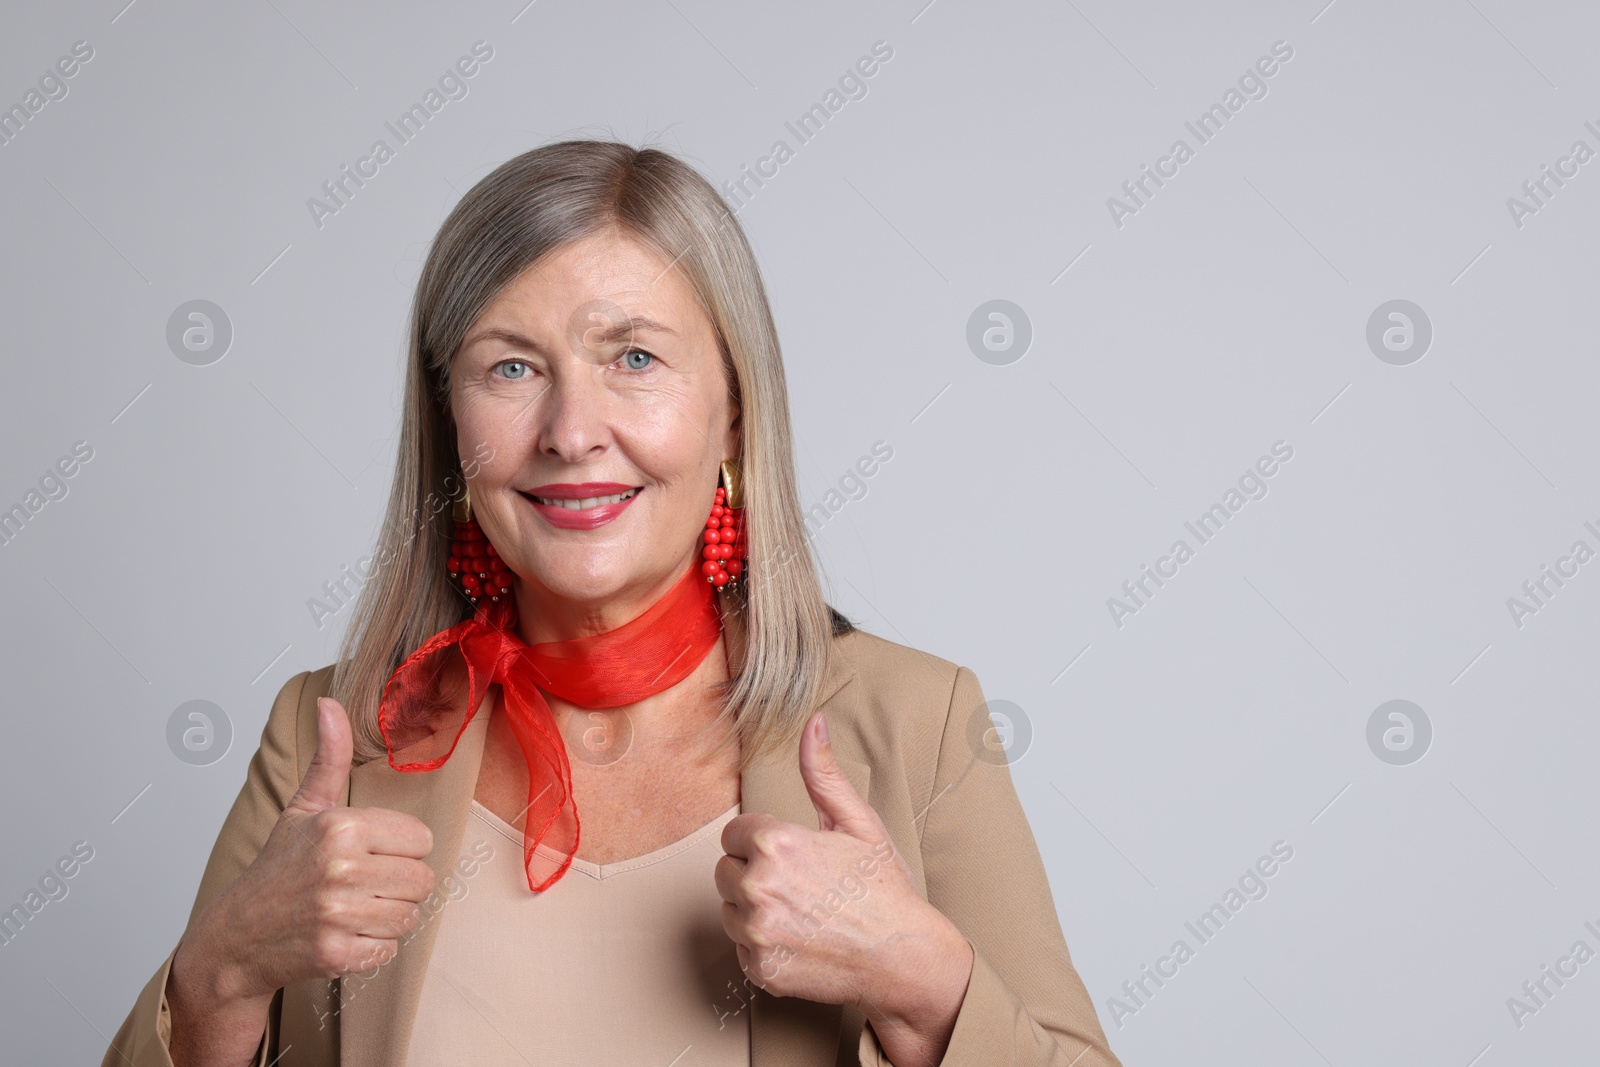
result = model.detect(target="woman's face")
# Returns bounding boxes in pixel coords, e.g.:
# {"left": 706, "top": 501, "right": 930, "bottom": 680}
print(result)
{"left": 449, "top": 228, "right": 740, "bottom": 634}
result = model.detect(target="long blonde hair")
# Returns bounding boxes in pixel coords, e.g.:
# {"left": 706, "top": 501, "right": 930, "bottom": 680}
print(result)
{"left": 330, "top": 139, "right": 850, "bottom": 770}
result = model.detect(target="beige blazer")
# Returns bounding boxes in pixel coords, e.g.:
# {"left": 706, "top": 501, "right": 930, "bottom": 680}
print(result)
{"left": 103, "top": 627, "right": 1122, "bottom": 1067}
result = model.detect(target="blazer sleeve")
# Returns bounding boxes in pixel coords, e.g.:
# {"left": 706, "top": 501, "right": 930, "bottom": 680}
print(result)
{"left": 101, "top": 669, "right": 314, "bottom": 1067}
{"left": 859, "top": 665, "right": 1124, "bottom": 1067}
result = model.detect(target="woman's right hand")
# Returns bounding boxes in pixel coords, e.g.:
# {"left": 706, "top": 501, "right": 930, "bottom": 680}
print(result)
{"left": 175, "top": 695, "right": 438, "bottom": 1009}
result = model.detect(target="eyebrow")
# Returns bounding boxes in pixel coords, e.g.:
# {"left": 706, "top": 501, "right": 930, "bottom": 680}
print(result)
{"left": 463, "top": 315, "right": 677, "bottom": 354}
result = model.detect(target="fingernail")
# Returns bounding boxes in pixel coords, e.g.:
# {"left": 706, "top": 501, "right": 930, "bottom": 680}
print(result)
{"left": 817, "top": 714, "right": 830, "bottom": 745}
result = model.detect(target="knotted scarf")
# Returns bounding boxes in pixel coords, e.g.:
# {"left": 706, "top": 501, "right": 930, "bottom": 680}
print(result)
{"left": 377, "top": 559, "right": 724, "bottom": 891}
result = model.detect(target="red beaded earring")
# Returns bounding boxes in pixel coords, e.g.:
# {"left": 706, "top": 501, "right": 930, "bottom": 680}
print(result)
{"left": 446, "top": 484, "right": 513, "bottom": 607}
{"left": 701, "top": 458, "right": 747, "bottom": 590}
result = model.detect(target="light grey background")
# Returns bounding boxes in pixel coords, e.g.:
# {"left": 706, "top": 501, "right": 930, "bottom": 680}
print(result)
{"left": 3, "top": 1, "right": 1596, "bottom": 1063}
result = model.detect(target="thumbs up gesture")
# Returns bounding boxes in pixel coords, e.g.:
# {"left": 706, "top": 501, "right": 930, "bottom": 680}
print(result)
{"left": 715, "top": 713, "right": 974, "bottom": 1059}
{"left": 175, "top": 697, "right": 439, "bottom": 1008}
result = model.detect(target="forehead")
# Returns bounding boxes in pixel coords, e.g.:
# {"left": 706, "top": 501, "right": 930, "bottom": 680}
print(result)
{"left": 480, "top": 228, "right": 710, "bottom": 334}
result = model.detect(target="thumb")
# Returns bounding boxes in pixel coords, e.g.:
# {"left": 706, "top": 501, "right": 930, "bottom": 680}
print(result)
{"left": 286, "top": 696, "right": 353, "bottom": 816}
{"left": 798, "top": 712, "right": 876, "bottom": 837}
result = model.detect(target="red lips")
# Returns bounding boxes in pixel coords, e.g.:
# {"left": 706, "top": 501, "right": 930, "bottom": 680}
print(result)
{"left": 520, "top": 483, "right": 642, "bottom": 530}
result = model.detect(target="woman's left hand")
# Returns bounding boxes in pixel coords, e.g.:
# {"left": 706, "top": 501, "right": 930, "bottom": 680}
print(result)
{"left": 716, "top": 711, "right": 975, "bottom": 1063}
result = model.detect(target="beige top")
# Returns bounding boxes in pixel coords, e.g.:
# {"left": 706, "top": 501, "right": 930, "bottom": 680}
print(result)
{"left": 404, "top": 735, "right": 750, "bottom": 1065}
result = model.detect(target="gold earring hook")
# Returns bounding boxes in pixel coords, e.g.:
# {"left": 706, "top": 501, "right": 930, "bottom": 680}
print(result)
{"left": 719, "top": 457, "right": 743, "bottom": 509}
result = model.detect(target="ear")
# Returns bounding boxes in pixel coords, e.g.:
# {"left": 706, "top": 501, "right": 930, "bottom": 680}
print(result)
{"left": 718, "top": 351, "right": 742, "bottom": 447}
{"left": 723, "top": 403, "right": 742, "bottom": 460}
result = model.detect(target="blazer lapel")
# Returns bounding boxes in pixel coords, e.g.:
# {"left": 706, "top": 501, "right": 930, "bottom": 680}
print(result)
{"left": 339, "top": 705, "right": 489, "bottom": 1067}
{"left": 337, "top": 646, "right": 863, "bottom": 1067}
{"left": 742, "top": 650, "right": 866, "bottom": 1067}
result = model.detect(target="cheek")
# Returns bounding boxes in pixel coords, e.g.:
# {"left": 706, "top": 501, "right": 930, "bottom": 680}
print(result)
{"left": 642, "top": 410, "right": 718, "bottom": 491}
{"left": 617, "top": 396, "right": 701, "bottom": 472}
{"left": 452, "top": 398, "right": 520, "bottom": 481}
{"left": 452, "top": 392, "right": 489, "bottom": 446}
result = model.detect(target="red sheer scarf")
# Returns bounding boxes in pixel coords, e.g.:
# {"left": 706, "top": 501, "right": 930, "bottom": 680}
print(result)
{"left": 376, "top": 559, "right": 724, "bottom": 891}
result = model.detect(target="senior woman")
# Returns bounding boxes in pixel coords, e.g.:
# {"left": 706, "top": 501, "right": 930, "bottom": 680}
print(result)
{"left": 103, "top": 141, "right": 1122, "bottom": 1067}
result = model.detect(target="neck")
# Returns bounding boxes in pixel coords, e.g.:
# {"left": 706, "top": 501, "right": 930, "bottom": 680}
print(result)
{"left": 509, "top": 548, "right": 704, "bottom": 645}
{"left": 539, "top": 629, "right": 733, "bottom": 747}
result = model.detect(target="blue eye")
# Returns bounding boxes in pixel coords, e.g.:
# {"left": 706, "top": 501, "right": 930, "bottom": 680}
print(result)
{"left": 496, "top": 360, "right": 530, "bottom": 380}
{"left": 621, "top": 349, "right": 654, "bottom": 370}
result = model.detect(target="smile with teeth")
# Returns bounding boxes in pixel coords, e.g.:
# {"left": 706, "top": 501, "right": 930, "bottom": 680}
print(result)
{"left": 530, "top": 488, "right": 640, "bottom": 510}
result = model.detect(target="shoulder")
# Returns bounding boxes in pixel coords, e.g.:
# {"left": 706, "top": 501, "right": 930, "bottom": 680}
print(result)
{"left": 298, "top": 663, "right": 337, "bottom": 702}
{"left": 270, "top": 664, "right": 336, "bottom": 720}
{"left": 255, "top": 664, "right": 338, "bottom": 782}
{"left": 825, "top": 625, "right": 974, "bottom": 736}
{"left": 820, "top": 627, "right": 995, "bottom": 852}
{"left": 831, "top": 625, "right": 964, "bottom": 695}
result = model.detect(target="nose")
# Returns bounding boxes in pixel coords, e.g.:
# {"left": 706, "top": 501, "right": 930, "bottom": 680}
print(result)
{"left": 534, "top": 366, "right": 612, "bottom": 464}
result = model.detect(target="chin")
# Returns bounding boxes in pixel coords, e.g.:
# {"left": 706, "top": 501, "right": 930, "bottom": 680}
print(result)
{"left": 523, "top": 548, "right": 641, "bottom": 603}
